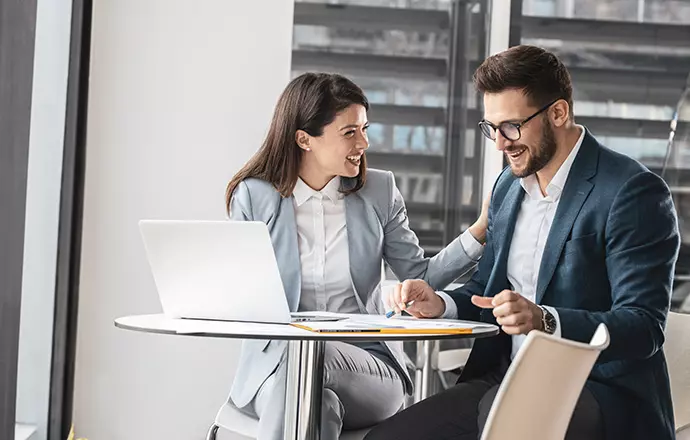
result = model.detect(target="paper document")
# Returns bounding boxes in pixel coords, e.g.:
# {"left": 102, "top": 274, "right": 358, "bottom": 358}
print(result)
{"left": 174, "top": 318, "right": 307, "bottom": 336}
{"left": 290, "top": 311, "right": 347, "bottom": 322}
{"left": 291, "top": 316, "right": 491, "bottom": 334}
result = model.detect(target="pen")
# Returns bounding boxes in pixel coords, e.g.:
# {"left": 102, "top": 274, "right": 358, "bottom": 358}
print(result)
{"left": 385, "top": 301, "right": 415, "bottom": 318}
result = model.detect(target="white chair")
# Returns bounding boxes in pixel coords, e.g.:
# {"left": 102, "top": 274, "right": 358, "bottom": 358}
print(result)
{"left": 206, "top": 402, "right": 371, "bottom": 440}
{"left": 480, "top": 324, "right": 610, "bottom": 440}
{"left": 665, "top": 312, "right": 690, "bottom": 435}
{"left": 678, "top": 424, "right": 690, "bottom": 440}
{"left": 435, "top": 347, "right": 471, "bottom": 389}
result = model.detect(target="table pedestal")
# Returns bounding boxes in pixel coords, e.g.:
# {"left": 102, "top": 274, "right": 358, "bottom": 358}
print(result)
{"left": 415, "top": 340, "right": 438, "bottom": 402}
{"left": 284, "top": 340, "right": 326, "bottom": 440}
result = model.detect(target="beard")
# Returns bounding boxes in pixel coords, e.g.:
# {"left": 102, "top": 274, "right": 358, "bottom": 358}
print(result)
{"left": 506, "top": 119, "right": 557, "bottom": 178}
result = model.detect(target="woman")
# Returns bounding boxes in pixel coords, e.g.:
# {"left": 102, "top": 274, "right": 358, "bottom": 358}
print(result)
{"left": 226, "top": 72, "right": 488, "bottom": 440}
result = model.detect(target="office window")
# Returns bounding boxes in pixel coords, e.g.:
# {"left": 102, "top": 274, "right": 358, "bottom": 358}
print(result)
{"left": 516, "top": 0, "right": 690, "bottom": 312}
{"left": 292, "top": 0, "right": 489, "bottom": 255}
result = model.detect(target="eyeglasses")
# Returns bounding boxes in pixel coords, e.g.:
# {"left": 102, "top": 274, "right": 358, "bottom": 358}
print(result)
{"left": 478, "top": 99, "right": 560, "bottom": 141}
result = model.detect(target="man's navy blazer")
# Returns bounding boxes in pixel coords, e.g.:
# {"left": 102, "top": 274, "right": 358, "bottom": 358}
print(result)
{"left": 450, "top": 129, "right": 680, "bottom": 439}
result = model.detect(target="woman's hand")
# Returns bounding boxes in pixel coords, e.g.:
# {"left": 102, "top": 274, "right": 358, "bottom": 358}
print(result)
{"left": 384, "top": 279, "right": 445, "bottom": 318}
{"left": 468, "top": 191, "right": 491, "bottom": 244}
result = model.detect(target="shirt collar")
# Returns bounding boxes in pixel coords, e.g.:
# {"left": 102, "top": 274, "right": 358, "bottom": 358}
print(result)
{"left": 520, "top": 124, "right": 585, "bottom": 201}
{"left": 293, "top": 176, "right": 342, "bottom": 206}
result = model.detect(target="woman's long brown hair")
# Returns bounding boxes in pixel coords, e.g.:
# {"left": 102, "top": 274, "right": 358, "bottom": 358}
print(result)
{"left": 225, "top": 73, "right": 369, "bottom": 214}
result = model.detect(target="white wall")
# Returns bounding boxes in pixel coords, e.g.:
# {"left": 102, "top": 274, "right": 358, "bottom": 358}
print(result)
{"left": 72, "top": 2, "right": 294, "bottom": 439}
{"left": 16, "top": 0, "right": 72, "bottom": 438}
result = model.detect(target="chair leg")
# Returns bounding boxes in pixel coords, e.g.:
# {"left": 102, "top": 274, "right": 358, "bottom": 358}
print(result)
{"left": 437, "top": 370, "right": 450, "bottom": 390}
{"left": 205, "top": 423, "right": 219, "bottom": 440}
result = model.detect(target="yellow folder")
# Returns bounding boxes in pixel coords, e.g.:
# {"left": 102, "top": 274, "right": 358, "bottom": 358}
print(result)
{"left": 290, "top": 321, "right": 476, "bottom": 335}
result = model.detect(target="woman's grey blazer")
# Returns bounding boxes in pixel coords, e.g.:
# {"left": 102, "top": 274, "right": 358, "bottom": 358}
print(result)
{"left": 228, "top": 168, "right": 480, "bottom": 408}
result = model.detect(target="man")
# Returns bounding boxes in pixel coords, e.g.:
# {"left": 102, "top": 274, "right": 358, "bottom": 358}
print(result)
{"left": 366, "top": 45, "right": 679, "bottom": 440}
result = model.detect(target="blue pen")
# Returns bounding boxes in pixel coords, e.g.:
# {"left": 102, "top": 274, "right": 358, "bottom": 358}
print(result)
{"left": 385, "top": 301, "right": 415, "bottom": 318}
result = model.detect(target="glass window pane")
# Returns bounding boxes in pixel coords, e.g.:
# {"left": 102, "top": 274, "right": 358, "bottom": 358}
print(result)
{"left": 296, "top": 0, "right": 453, "bottom": 11}
{"left": 294, "top": 25, "right": 450, "bottom": 58}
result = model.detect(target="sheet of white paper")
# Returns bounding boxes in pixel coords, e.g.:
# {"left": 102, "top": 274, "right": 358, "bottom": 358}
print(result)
{"left": 295, "top": 315, "right": 491, "bottom": 332}
{"left": 174, "top": 318, "right": 311, "bottom": 336}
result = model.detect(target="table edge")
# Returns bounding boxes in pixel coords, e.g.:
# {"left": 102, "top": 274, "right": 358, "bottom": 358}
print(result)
{"left": 114, "top": 316, "right": 499, "bottom": 341}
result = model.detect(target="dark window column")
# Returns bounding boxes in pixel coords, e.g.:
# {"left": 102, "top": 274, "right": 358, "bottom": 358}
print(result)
{"left": 0, "top": 0, "right": 38, "bottom": 438}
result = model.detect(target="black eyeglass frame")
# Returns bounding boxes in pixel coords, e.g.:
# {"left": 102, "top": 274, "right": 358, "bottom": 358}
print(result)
{"left": 478, "top": 98, "right": 560, "bottom": 141}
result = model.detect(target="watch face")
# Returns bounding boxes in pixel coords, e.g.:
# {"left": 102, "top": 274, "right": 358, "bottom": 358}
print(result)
{"left": 542, "top": 307, "right": 557, "bottom": 334}
{"left": 546, "top": 314, "right": 557, "bottom": 333}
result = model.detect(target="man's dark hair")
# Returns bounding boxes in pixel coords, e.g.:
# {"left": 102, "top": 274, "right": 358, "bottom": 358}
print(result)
{"left": 473, "top": 45, "right": 574, "bottom": 116}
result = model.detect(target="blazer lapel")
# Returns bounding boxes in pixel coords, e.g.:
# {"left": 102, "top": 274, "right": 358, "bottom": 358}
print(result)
{"left": 276, "top": 196, "right": 302, "bottom": 311}
{"left": 535, "top": 132, "right": 599, "bottom": 303}
{"left": 344, "top": 193, "right": 379, "bottom": 308}
{"left": 488, "top": 180, "right": 523, "bottom": 295}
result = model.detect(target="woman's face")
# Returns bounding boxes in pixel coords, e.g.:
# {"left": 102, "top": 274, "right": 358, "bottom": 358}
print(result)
{"left": 298, "top": 104, "right": 369, "bottom": 180}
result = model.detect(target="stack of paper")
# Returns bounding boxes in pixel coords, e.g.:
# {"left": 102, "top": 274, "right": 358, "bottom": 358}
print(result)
{"left": 291, "top": 315, "right": 489, "bottom": 334}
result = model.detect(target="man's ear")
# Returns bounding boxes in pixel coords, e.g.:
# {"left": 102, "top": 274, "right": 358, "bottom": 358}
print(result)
{"left": 550, "top": 99, "right": 570, "bottom": 128}
{"left": 296, "top": 130, "right": 311, "bottom": 151}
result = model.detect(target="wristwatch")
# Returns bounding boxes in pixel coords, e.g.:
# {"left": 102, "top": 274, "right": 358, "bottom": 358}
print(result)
{"left": 539, "top": 306, "right": 557, "bottom": 335}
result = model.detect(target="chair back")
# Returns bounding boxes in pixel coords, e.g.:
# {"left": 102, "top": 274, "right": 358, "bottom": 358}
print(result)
{"left": 665, "top": 312, "right": 690, "bottom": 430}
{"left": 481, "top": 324, "right": 610, "bottom": 440}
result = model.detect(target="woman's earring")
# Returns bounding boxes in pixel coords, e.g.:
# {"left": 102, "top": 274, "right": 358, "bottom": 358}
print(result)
{"left": 306, "top": 148, "right": 311, "bottom": 152}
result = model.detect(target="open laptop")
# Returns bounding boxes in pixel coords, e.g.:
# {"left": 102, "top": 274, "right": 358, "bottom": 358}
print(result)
{"left": 138, "top": 220, "right": 340, "bottom": 324}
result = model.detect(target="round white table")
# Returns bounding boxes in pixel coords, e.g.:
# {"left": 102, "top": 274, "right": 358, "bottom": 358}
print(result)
{"left": 115, "top": 314, "right": 498, "bottom": 440}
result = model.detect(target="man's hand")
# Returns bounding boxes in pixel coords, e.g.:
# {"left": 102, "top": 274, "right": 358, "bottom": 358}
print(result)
{"left": 384, "top": 279, "right": 446, "bottom": 318}
{"left": 471, "top": 290, "right": 543, "bottom": 335}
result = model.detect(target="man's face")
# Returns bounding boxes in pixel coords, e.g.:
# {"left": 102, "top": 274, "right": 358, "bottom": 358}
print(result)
{"left": 483, "top": 89, "right": 557, "bottom": 178}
